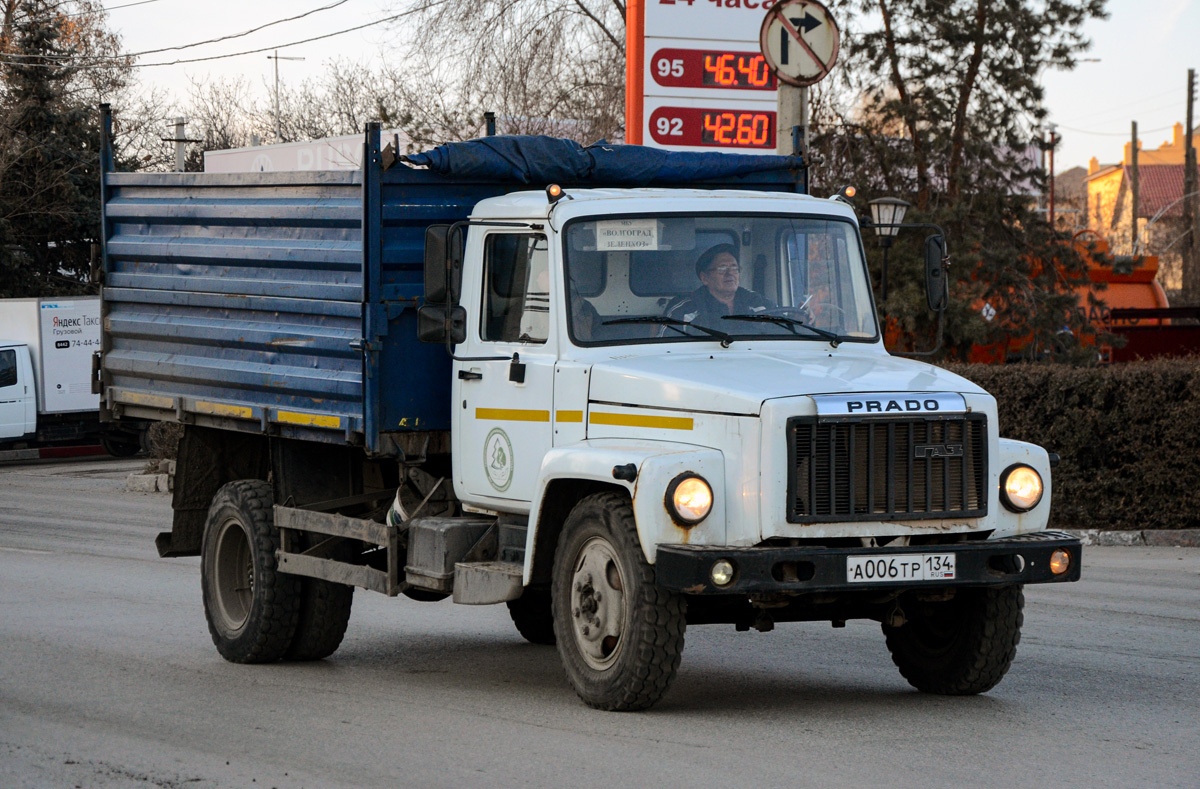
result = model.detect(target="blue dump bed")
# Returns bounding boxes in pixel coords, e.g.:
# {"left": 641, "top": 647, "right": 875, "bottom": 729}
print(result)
{"left": 99, "top": 125, "right": 803, "bottom": 454}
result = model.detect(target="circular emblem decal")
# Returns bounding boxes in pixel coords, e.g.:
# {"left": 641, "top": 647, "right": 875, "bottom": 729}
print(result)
{"left": 483, "top": 427, "right": 514, "bottom": 493}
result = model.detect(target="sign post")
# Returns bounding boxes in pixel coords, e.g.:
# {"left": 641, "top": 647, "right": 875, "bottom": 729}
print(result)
{"left": 758, "top": 0, "right": 840, "bottom": 155}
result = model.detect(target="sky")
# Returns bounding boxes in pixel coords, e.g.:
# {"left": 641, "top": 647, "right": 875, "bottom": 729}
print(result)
{"left": 107, "top": 0, "right": 1199, "bottom": 173}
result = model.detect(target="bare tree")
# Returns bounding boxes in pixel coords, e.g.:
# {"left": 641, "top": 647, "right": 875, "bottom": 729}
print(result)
{"left": 384, "top": 0, "right": 626, "bottom": 146}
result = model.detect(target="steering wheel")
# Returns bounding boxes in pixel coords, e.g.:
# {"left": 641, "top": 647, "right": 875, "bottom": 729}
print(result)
{"left": 805, "top": 302, "right": 846, "bottom": 329}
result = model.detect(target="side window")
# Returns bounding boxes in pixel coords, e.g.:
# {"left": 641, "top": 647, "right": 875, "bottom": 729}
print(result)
{"left": 481, "top": 233, "right": 549, "bottom": 344}
{"left": 0, "top": 349, "right": 16, "bottom": 388}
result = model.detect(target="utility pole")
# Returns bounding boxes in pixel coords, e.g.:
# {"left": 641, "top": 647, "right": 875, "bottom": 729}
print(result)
{"left": 1047, "top": 123, "right": 1057, "bottom": 228}
{"left": 1183, "top": 68, "right": 1198, "bottom": 302}
{"left": 159, "top": 117, "right": 199, "bottom": 172}
{"left": 1131, "top": 120, "right": 1139, "bottom": 253}
{"left": 267, "top": 50, "right": 305, "bottom": 142}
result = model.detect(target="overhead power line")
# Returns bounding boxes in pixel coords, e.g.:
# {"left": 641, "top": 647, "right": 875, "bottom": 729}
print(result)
{"left": 0, "top": 2, "right": 439, "bottom": 69}
{"left": 1054, "top": 124, "right": 1173, "bottom": 138}
{"left": 62, "top": 0, "right": 166, "bottom": 17}
{"left": 1, "top": 1, "right": 347, "bottom": 59}
{"left": 124, "top": 0, "right": 349, "bottom": 58}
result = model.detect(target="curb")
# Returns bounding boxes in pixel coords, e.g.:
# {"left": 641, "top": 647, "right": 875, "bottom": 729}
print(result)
{"left": 0, "top": 445, "right": 107, "bottom": 463}
{"left": 126, "top": 461, "right": 175, "bottom": 494}
{"left": 1064, "top": 529, "right": 1200, "bottom": 548}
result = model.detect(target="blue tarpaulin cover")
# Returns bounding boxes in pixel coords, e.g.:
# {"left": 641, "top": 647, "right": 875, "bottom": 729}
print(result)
{"left": 402, "top": 136, "right": 800, "bottom": 186}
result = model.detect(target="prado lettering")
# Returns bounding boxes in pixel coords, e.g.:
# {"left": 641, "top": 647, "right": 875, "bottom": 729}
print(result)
{"left": 846, "top": 399, "right": 941, "bottom": 413}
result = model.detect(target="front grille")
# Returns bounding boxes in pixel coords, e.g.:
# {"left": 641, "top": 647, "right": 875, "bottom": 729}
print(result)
{"left": 787, "top": 415, "right": 988, "bottom": 523}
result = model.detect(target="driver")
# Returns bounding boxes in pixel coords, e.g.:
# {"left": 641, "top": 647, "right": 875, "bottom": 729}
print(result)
{"left": 663, "top": 244, "right": 774, "bottom": 327}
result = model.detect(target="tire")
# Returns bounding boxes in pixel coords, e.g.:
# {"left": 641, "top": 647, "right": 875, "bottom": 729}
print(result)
{"left": 507, "top": 587, "right": 556, "bottom": 645}
{"left": 551, "top": 491, "right": 686, "bottom": 711}
{"left": 201, "top": 479, "right": 300, "bottom": 663}
{"left": 882, "top": 585, "right": 1024, "bottom": 695}
{"left": 284, "top": 536, "right": 354, "bottom": 661}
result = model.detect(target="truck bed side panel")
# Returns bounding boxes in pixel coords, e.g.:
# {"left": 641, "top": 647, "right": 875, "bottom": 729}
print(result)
{"left": 102, "top": 172, "right": 368, "bottom": 443}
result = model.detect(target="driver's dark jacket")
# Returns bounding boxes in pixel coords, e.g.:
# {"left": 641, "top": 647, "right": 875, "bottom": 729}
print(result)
{"left": 663, "top": 286, "right": 774, "bottom": 329}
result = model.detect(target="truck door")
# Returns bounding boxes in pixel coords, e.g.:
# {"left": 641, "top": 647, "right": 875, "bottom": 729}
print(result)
{"left": 452, "top": 231, "right": 557, "bottom": 505}
{"left": 0, "top": 346, "right": 34, "bottom": 440}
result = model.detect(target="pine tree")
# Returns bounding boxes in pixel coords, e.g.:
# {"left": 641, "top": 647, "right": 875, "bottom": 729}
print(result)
{"left": 814, "top": 0, "right": 1109, "bottom": 361}
{"left": 0, "top": 0, "right": 102, "bottom": 297}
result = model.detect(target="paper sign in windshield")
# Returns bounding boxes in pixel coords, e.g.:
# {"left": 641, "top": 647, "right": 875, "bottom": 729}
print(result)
{"left": 596, "top": 219, "right": 660, "bottom": 251}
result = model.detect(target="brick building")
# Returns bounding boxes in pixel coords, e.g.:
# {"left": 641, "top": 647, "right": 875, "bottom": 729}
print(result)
{"left": 1085, "top": 123, "right": 1199, "bottom": 295}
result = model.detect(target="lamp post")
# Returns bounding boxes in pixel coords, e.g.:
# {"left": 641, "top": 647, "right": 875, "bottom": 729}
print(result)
{"left": 868, "top": 197, "right": 913, "bottom": 300}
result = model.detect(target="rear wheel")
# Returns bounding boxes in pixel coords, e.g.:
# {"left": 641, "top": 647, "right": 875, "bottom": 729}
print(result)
{"left": 285, "top": 536, "right": 354, "bottom": 661}
{"left": 551, "top": 492, "right": 686, "bottom": 711}
{"left": 882, "top": 585, "right": 1024, "bottom": 695}
{"left": 201, "top": 480, "right": 299, "bottom": 663}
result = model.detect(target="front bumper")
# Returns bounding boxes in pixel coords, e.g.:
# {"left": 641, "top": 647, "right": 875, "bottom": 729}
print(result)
{"left": 655, "top": 531, "right": 1081, "bottom": 595}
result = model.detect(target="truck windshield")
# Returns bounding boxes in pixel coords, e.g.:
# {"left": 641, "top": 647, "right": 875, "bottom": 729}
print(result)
{"left": 563, "top": 214, "right": 878, "bottom": 346}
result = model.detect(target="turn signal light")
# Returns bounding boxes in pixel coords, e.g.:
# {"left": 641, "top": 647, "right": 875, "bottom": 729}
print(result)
{"left": 546, "top": 183, "right": 565, "bottom": 203}
{"left": 1050, "top": 549, "right": 1071, "bottom": 575}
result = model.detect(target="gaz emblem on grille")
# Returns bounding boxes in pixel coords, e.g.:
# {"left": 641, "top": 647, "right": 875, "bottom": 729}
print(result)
{"left": 913, "top": 443, "right": 964, "bottom": 459}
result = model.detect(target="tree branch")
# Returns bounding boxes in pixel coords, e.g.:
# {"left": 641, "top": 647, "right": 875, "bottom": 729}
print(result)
{"left": 947, "top": 0, "right": 988, "bottom": 200}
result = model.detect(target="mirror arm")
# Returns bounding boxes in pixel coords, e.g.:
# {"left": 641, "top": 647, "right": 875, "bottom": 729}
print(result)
{"left": 892, "top": 304, "right": 945, "bottom": 358}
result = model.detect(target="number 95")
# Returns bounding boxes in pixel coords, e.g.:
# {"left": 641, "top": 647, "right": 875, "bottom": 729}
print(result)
{"left": 656, "top": 58, "right": 684, "bottom": 78}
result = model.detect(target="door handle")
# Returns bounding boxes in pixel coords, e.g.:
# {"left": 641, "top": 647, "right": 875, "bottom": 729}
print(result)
{"left": 458, "top": 370, "right": 483, "bottom": 381}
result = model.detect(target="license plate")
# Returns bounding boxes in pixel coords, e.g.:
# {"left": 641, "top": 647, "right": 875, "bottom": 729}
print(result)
{"left": 846, "top": 553, "right": 956, "bottom": 583}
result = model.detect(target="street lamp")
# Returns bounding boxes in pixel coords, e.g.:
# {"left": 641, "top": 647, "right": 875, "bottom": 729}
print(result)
{"left": 868, "top": 197, "right": 913, "bottom": 300}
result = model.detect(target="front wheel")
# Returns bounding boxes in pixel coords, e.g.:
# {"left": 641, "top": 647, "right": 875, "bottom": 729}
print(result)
{"left": 507, "top": 587, "right": 555, "bottom": 645}
{"left": 201, "top": 480, "right": 300, "bottom": 663}
{"left": 882, "top": 585, "right": 1024, "bottom": 695}
{"left": 551, "top": 492, "right": 686, "bottom": 711}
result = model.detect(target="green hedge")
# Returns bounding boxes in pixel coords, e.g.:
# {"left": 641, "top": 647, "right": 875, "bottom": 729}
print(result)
{"left": 941, "top": 360, "right": 1200, "bottom": 530}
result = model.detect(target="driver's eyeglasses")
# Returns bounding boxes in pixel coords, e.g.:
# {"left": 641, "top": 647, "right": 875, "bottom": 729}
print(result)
{"left": 707, "top": 265, "right": 741, "bottom": 275}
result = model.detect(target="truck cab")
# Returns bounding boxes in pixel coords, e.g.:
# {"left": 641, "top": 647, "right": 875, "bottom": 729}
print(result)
{"left": 0, "top": 341, "right": 37, "bottom": 441}
{"left": 442, "top": 188, "right": 1050, "bottom": 550}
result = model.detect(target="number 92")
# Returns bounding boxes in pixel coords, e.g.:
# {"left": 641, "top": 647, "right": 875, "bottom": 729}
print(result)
{"left": 655, "top": 116, "right": 683, "bottom": 136}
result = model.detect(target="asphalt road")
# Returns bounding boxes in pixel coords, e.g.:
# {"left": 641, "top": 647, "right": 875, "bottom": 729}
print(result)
{"left": 1, "top": 457, "right": 1197, "bottom": 788}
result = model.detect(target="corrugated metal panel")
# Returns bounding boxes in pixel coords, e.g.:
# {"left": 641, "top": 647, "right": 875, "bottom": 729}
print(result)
{"left": 101, "top": 125, "right": 805, "bottom": 452}
{"left": 102, "top": 171, "right": 366, "bottom": 440}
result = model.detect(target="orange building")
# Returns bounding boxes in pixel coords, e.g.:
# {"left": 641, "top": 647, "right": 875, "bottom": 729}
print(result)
{"left": 1085, "top": 123, "right": 1200, "bottom": 294}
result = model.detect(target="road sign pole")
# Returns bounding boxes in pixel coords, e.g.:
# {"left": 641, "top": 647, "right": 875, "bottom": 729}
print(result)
{"left": 777, "top": 83, "right": 800, "bottom": 155}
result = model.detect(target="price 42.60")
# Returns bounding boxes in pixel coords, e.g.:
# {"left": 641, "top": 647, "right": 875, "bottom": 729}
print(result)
{"left": 649, "top": 106, "right": 776, "bottom": 149}
{"left": 702, "top": 112, "right": 771, "bottom": 146}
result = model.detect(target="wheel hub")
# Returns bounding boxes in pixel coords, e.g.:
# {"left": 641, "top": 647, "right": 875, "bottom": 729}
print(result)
{"left": 213, "top": 518, "right": 253, "bottom": 634}
{"left": 569, "top": 537, "right": 626, "bottom": 670}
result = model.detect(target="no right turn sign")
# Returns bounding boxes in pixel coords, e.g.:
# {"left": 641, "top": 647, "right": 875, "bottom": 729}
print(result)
{"left": 759, "top": 0, "right": 840, "bottom": 88}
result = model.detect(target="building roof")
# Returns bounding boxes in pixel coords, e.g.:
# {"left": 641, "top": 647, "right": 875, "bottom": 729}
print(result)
{"left": 1125, "top": 164, "right": 1200, "bottom": 219}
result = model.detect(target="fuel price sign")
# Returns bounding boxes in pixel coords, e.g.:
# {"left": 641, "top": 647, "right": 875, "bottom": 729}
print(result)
{"left": 630, "top": 0, "right": 781, "bottom": 153}
{"left": 650, "top": 48, "right": 776, "bottom": 91}
{"left": 648, "top": 106, "right": 776, "bottom": 148}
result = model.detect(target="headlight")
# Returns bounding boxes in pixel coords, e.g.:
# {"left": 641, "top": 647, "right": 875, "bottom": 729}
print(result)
{"left": 665, "top": 473, "right": 713, "bottom": 525}
{"left": 1000, "top": 464, "right": 1044, "bottom": 512}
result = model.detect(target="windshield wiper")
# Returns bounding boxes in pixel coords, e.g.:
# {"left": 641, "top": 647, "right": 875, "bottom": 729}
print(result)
{"left": 603, "top": 316, "right": 736, "bottom": 347}
{"left": 721, "top": 313, "right": 842, "bottom": 347}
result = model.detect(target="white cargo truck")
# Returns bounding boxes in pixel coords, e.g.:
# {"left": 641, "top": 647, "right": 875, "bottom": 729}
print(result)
{"left": 99, "top": 124, "right": 1081, "bottom": 711}
{"left": 1, "top": 297, "right": 145, "bottom": 455}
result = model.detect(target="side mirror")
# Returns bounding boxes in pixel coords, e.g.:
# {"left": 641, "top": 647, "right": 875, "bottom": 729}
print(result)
{"left": 924, "top": 234, "right": 948, "bottom": 312}
{"left": 423, "top": 225, "right": 464, "bottom": 305}
{"left": 417, "top": 305, "right": 467, "bottom": 344}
